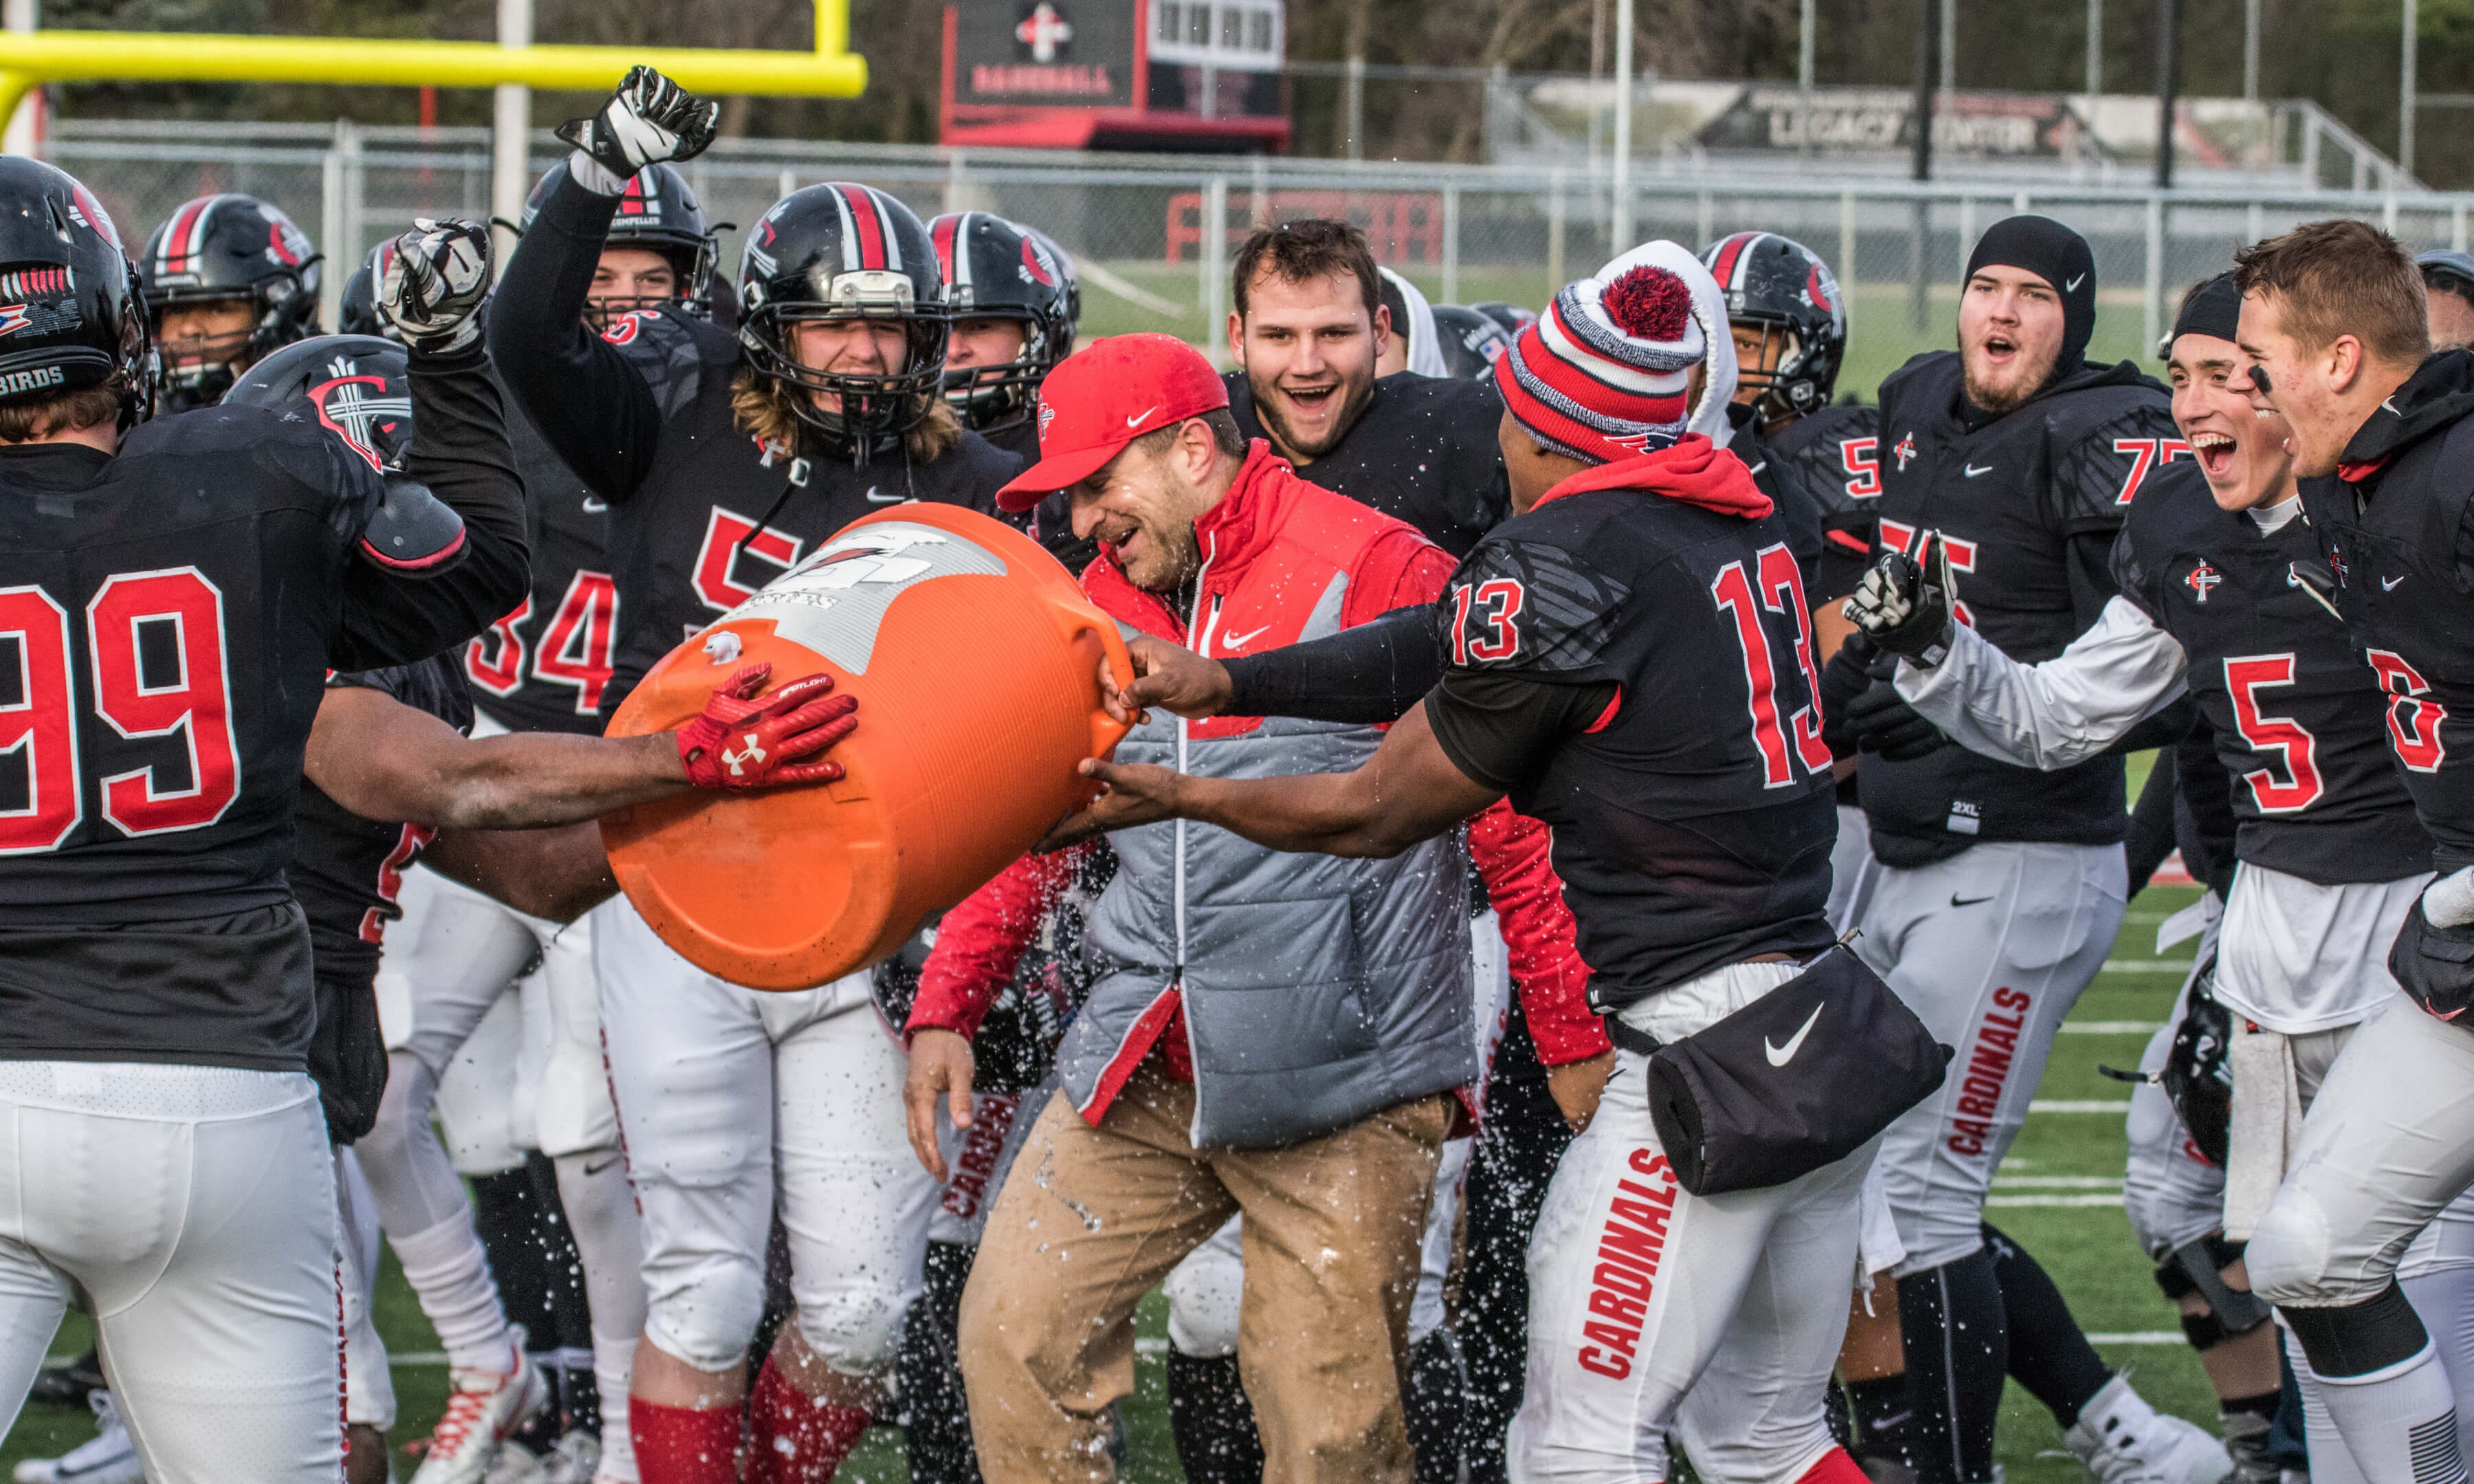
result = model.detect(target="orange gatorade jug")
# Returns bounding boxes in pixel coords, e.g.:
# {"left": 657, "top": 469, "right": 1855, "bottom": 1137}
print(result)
{"left": 601, "top": 504, "right": 1133, "bottom": 991}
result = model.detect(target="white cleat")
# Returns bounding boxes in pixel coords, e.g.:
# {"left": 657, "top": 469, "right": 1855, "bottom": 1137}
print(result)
{"left": 410, "top": 1329, "right": 550, "bottom": 1484}
{"left": 12, "top": 1389, "right": 144, "bottom": 1484}
{"left": 2064, "top": 1375, "right": 2237, "bottom": 1484}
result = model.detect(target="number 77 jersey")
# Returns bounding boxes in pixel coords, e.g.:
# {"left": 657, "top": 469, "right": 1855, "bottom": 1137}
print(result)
{"left": 0, "top": 402, "right": 402, "bottom": 925}
{"left": 1441, "top": 474, "right": 1840, "bottom": 1010}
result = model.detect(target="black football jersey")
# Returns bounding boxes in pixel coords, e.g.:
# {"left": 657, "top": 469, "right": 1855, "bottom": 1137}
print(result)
{"left": 1439, "top": 484, "right": 1838, "bottom": 1007}
{"left": 1227, "top": 370, "right": 1511, "bottom": 557}
{"left": 0, "top": 367, "right": 525, "bottom": 1070}
{"left": 2297, "top": 351, "right": 2474, "bottom": 874}
{"left": 462, "top": 401, "right": 617, "bottom": 734}
{"left": 1861, "top": 352, "right": 2181, "bottom": 865}
{"left": 291, "top": 657, "right": 474, "bottom": 977}
{"left": 1757, "top": 401, "right": 1884, "bottom": 602}
{"left": 2114, "top": 462, "right": 2431, "bottom": 886}
{"left": 565, "top": 306, "right": 1018, "bottom": 717}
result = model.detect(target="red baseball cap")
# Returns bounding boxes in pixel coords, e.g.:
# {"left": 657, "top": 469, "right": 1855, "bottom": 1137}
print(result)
{"left": 994, "top": 333, "right": 1231, "bottom": 512}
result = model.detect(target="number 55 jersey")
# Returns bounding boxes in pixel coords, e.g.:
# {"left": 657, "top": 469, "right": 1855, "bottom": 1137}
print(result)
{"left": 0, "top": 354, "right": 528, "bottom": 1072}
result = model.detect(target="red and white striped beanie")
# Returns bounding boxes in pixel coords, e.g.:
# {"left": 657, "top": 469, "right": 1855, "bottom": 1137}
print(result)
{"left": 1494, "top": 264, "right": 1704, "bottom": 465}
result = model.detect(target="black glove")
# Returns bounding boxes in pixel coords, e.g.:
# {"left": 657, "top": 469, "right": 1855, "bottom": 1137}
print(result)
{"left": 1846, "top": 533, "right": 1956, "bottom": 666}
{"left": 557, "top": 66, "right": 720, "bottom": 182}
{"left": 1818, "top": 633, "right": 1877, "bottom": 760}
{"left": 1845, "top": 675, "right": 1948, "bottom": 761}
{"left": 379, "top": 218, "right": 493, "bottom": 355}
{"left": 2390, "top": 897, "right": 2474, "bottom": 1028}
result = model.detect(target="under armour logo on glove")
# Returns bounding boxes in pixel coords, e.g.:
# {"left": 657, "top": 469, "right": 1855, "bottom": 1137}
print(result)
{"left": 379, "top": 218, "right": 493, "bottom": 355}
{"left": 1845, "top": 533, "right": 1955, "bottom": 668}
{"left": 677, "top": 662, "right": 858, "bottom": 791}
{"left": 557, "top": 66, "right": 720, "bottom": 191}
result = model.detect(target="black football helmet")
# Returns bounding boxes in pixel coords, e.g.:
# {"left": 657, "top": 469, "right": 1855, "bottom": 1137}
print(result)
{"left": 137, "top": 193, "right": 322, "bottom": 412}
{"left": 0, "top": 157, "right": 152, "bottom": 428}
{"left": 337, "top": 237, "right": 399, "bottom": 341}
{"left": 737, "top": 182, "right": 949, "bottom": 460}
{"left": 225, "top": 334, "right": 414, "bottom": 473}
{"left": 1699, "top": 231, "right": 1848, "bottom": 423}
{"left": 1431, "top": 304, "right": 1512, "bottom": 380}
{"left": 928, "top": 211, "right": 1079, "bottom": 430}
{"left": 522, "top": 161, "right": 717, "bottom": 333}
{"left": 1471, "top": 301, "right": 1536, "bottom": 338}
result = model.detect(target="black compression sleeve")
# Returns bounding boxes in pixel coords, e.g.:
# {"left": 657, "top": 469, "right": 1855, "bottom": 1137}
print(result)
{"left": 331, "top": 343, "right": 532, "bottom": 670}
{"left": 2124, "top": 744, "right": 2179, "bottom": 895}
{"left": 1219, "top": 605, "right": 1447, "bottom": 724}
{"left": 1423, "top": 671, "right": 1617, "bottom": 795}
{"left": 487, "top": 170, "right": 663, "bottom": 501}
{"left": 2064, "top": 528, "right": 2125, "bottom": 634}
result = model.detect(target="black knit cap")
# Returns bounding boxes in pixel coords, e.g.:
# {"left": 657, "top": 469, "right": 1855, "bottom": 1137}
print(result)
{"left": 1965, "top": 214, "right": 2098, "bottom": 372}
{"left": 2170, "top": 271, "right": 2242, "bottom": 350}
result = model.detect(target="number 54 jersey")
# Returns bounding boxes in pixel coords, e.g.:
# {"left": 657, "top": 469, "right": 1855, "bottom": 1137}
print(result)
{"left": 0, "top": 401, "right": 465, "bottom": 927}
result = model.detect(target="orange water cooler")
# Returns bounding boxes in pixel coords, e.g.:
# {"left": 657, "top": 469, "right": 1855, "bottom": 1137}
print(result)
{"left": 601, "top": 504, "right": 1132, "bottom": 990}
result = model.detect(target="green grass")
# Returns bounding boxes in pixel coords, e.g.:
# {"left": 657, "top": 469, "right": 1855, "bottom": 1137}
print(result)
{"left": 1, "top": 836, "right": 2215, "bottom": 1480}
{"left": 1073, "top": 261, "right": 2161, "bottom": 407}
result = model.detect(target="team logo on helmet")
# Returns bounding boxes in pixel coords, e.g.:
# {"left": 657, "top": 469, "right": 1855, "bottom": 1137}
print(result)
{"left": 67, "top": 185, "right": 120, "bottom": 250}
{"left": 309, "top": 365, "right": 412, "bottom": 472}
{"left": 1020, "top": 236, "right": 1058, "bottom": 288}
{"left": 1805, "top": 264, "right": 1836, "bottom": 315}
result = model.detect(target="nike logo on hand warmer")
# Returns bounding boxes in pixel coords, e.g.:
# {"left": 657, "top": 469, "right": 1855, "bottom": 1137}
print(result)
{"left": 1764, "top": 1005, "right": 1824, "bottom": 1066}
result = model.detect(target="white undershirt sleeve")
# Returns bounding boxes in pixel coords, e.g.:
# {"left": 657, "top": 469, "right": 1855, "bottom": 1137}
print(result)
{"left": 1891, "top": 594, "right": 2189, "bottom": 769}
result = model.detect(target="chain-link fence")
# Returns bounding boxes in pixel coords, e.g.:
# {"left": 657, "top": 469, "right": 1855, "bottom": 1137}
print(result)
{"left": 44, "top": 120, "right": 2474, "bottom": 398}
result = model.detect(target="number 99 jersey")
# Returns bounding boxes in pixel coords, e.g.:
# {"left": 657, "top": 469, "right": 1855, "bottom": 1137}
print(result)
{"left": 1436, "top": 475, "right": 1839, "bottom": 1011}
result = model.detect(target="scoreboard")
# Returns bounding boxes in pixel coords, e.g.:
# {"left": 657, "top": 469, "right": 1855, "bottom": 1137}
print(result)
{"left": 941, "top": 0, "right": 1289, "bottom": 152}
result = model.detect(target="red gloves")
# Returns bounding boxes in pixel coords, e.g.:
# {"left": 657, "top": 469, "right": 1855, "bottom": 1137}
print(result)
{"left": 676, "top": 663, "right": 857, "bottom": 790}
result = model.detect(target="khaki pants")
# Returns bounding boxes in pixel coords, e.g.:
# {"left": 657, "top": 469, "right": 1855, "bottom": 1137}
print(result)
{"left": 958, "top": 1063, "right": 1452, "bottom": 1483}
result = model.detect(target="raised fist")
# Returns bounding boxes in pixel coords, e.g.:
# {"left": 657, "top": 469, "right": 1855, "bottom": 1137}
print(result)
{"left": 1845, "top": 533, "right": 1956, "bottom": 668}
{"left": 676, "top": 662, "right": 858, "bottom": 791}
{"left": 557, "top": 66, "right": 720, "bottom": 186}
{"left": 379, "top": 218, "right": 493, "bottom": 355}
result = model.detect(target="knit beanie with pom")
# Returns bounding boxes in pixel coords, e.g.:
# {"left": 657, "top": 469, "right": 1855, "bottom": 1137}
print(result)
{"left": 1495, "top": 263, "right": 1706, "bottom": 465}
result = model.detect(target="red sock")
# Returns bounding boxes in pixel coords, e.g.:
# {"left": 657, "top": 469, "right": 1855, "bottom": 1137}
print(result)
{"left": 1794, "top": 1445, "right": 1875, "bottom": 1484}
{"left": 746, "top": 1354, "right": 873, "bottom": 1484}
{"left": 631, "top": 1396, "right": 742, "bottom": 1484}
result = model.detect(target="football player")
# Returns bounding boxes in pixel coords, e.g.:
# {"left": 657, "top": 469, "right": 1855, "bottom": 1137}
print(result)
{"left": 0, "top": 166, "right": 521, "bottom": 1483}
{"left": 489, "top": 67, "right": 1018, "bottom": 1484}
{"left": 1058, "top": 261, "right": 1876, "bottom": 1484}
{"left": 1825, "top": 216, "right": 2222, "bottom": 1484}
{"left": 2234, "top": 218, "right": 2474, "bottom": 1480}
{"left": 930, "top": 210, "right": 1087, "bottom": 572}
{"left": 135, "top": 191, "right": 323, "bottom": 412}
{"left": 1853, "top": 268, "right": 2474, "bottom": 1475}
{"left": 353, "top": 170, "right": 700, "bottom": 1481}
{"left": 2417, "top": 247, "right": 2474, "bottom": 354}
{"left": 1225, "top": 220, "right": 1509, "bottom": 557}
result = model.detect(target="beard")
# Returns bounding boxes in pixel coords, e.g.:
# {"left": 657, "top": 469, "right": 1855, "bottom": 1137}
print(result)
{"left": 1249, "top": 368, "right": 1376, "bottom": 460}
{"left": 1961, "top": 337, "right": 2062, "bottom": 416}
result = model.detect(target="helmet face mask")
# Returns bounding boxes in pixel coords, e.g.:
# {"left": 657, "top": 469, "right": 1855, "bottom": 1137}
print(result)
{"left": 137, "top": 194, "right": 322, "bottom": 414}
{"left": 928, "top": 214, "right": 1078, "bottom": 430}
{"left": 736, "top": 183, "right": 952, "bottom": 457}
{"left": 1700, "top": 232, "right": 1847, "bottom": 425}
{"left": 524, "top": 160, "right": 720, "bottom": 335}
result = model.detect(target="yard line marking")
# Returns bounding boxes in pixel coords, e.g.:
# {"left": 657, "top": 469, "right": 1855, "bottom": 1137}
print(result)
{"left": 2029, "top": 1099, "right": 2133, "bottom": 1113}
{"left": 1987, "top": 1193, "right": 2129, "bottom": 1207}
{"left": 1992, "top": 1176, "right": 2125, "bottom": 1189}
{"left": 2103, "top": 959, "right": 2195, "bottom": 973}
{"left": 2060, "top": 1020, "right": 2165, "bottom": 1035}
{"left": 2086, "top": 1331, "right": 2187, "bottom": 1345}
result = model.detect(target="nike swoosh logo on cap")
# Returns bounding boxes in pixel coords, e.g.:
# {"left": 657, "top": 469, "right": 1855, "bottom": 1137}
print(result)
{"left": 1126, "top": 407, "right": 1159, "bottom": 428}
{"left": 1765, "top": 1004, "right": 1825, "bottom": 1066}
{"left": 2065, "top": 274, "right": 2086, "bottom": 292}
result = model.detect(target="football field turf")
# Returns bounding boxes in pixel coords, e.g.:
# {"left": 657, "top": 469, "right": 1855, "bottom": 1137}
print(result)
{"left": 0, "top": 884, "right": 2220, "bottom": 1483}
